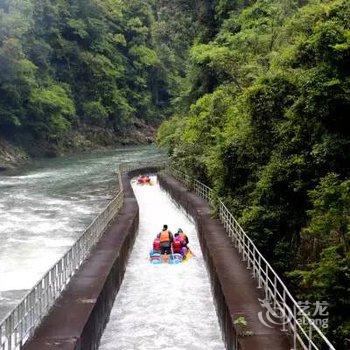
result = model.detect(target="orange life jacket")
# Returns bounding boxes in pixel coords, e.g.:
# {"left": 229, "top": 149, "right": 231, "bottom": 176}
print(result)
{"left": 159, "top": 230, "right": 170, "bottom": 243}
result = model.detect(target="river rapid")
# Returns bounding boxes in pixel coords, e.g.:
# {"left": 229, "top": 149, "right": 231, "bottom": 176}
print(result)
{"left": 0, "top": 146, "right": 162, "bottom": 322}
{"left": 99, "top": 177, "right": 225, "bottom": 350}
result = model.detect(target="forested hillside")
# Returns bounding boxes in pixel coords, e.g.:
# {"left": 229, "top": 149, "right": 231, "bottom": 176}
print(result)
{"left": 157, "top": 0, "right": 350, "bottom": 347}
{"left": 1, "top": 0, "right": 349, "bottom": 346}
{"left": 0, "top": 0, "right": 189, "bottom": 161}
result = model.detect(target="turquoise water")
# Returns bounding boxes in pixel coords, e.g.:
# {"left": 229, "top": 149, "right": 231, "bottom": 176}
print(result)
{"left": 0, "top": 145, "right": 163, "bottom": 321}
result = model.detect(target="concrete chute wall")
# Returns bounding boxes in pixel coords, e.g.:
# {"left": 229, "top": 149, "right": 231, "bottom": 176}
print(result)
{"left": 22, "top": 170, "right": 143, "bottom": 350}
{"left": 23, "top": 168, "right": 289, "bottom": 350}
{"left": 158, "top": 173, "right": 290, "bottom": 350}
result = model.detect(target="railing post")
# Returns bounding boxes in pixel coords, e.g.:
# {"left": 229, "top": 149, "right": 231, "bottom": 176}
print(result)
{"left": 6, "top": 315, "right": 12, "bottom": 350}
{"left": 265, "top": 264, "right": 269, "bottom": 299}
{"left": 242, "top": 236, "right": 246, "bottom": 261}
{"left": 293, "top": 305, "right": 297, "bottom": 349}
{"left": 273, "top": 275, "right": 277, "bottom": 309}
{"left": 247, "top": 240, "right": 251, "bottom": 269}
{"left": 257, "top": 255, "right": 262, "bottom": 288}
{"left": 252, "top": 250, "right": 256, "bottom": 278}
{"left": 309, "top": 323, "right": 313, "bottom": 350}
{"left": 282, "top": 289, "right": 287, "bottom": 332}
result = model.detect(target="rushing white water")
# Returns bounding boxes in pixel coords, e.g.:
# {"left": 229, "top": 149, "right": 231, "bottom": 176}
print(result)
{"left": 0, "top": 146, "right": 163, "bottom": 321}
{"left": 99, "top": 177, "right": 225, "bottom": 350}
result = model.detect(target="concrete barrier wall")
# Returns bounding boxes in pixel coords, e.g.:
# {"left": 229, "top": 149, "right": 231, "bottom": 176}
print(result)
{"left": 23, "top": 168, "right": 289, "bottom": 350}
{"left": 158, "top": 173, "right": 290, "bottom": 350}
{"left": 23, "top": 170, "right": 146, "bottom": 350}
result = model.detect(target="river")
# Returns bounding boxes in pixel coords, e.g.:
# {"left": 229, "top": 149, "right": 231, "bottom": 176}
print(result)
{"left": 0, "top": 145, "right": 163, "bottom": 322}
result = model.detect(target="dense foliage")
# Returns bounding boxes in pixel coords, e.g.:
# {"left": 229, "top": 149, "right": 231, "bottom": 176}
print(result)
{"left": 1, "top": 0, "right": 349, "bottom": 346}
{"left": 157, "top": 0, "right": 350, "bottom": 347}
{"left": 0, "top": 0, "right": 189, "bottom": 154}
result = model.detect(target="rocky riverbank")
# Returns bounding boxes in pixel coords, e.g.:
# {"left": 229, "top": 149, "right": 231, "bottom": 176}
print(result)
{"left": 0, "top": 139, "right": 28, "bottom": 171}
{"left": 0, "top": 120, "right": 155, "bottom": 171}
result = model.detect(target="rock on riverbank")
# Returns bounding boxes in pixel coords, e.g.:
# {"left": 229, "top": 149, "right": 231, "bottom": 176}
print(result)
{"left": 0, "top": 139, "right": 28, "bottom": 171}
{"left": 0, "top": 120, "right": 155, "bottom": 171}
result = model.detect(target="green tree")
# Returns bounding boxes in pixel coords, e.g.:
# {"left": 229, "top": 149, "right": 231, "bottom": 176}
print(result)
{"left": 157, "top": 0, "right": 350, "bottom": 346}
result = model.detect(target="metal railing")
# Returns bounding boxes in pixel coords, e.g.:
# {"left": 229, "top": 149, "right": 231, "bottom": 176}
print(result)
{"left": 0, "top": 158, "right": 167, "bottom": 350}
{"left": 168, "top": 166, "right": 335, "bottom": 350}
{"left": 0, "top": 191, "right": 124, "bottom": 350}
{"left": 118, "top": 159, "right": 168, "bottom": 175}
{"left": 1, "top": 159, "right": 334, "bottom": 350}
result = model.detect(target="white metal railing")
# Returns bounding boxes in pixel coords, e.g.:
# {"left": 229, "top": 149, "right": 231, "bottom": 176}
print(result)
{"left": 2, "top": 159, "right": 333, "bottom": 350}
{"left": 118, "top": 159, "right": 168, "bottom": 175}
{"left": 0, "top": 159, "right": 167, "bottom": 350}
{"left": 0, "top": 191, "right": 124, "bottom": 350}
{"left": 168, "top": 166, "right": 335, "bottom": 350}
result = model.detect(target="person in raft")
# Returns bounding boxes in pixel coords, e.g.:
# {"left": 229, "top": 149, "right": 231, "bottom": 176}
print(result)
{"left": 151, "top": 236, "right": 161, "bottom": 255}
{"left": 172, "top": 232, "right": 188, "bottom": 258}
{"left": 137, "top": 175, "right": 151, "bottom": 184}
{"left": 157, "top": 224, "right": 173, "bottom": 254}
{"left": 177, "top": 228, "right": 189, "bottom": 247}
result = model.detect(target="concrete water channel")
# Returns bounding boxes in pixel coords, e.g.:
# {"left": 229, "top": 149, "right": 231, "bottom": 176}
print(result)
{"left": 3, "top": 163, "right": 333, "bottom": 350}
{"left": 21, "top": 166, "right": 290, "bottom": 350}
{"left": 99, "top": 176, "right": 225, "bottom": 350}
